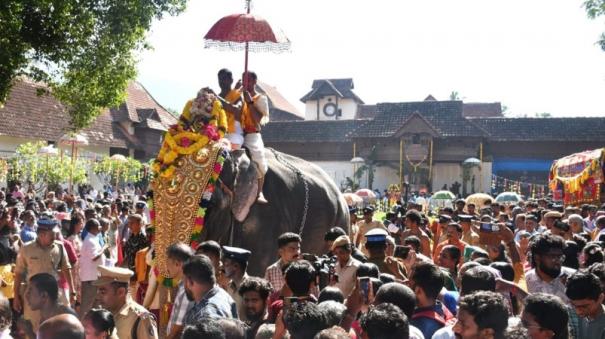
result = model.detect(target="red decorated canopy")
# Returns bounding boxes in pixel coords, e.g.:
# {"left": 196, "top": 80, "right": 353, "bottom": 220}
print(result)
{"left": 204, "top": 13, "right": 290, "bottom": 52}
{"left": 204, "top": 0, "right": 290, "bottom": 82}
{"left": 549, "top": 148, "right": 605, "bottom": 204}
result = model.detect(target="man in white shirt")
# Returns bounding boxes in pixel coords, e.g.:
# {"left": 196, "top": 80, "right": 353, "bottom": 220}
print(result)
{"left": 166, "top": 243, "right": 194, "bottom": 339}
{"left": 79, "top": 219, "right": 108, "bottom": 318}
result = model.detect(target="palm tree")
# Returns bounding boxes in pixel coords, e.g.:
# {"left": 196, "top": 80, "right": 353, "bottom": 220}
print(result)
{"left": 355, "top": 146, "right": 379, "bottom": 189}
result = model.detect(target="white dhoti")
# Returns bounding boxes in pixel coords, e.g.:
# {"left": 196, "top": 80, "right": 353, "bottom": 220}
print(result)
{"left": 226, "top": 122, "right": 244, "bottom": 149}
{"left": 244, "top": 133, "right": 268, "bottom": 176}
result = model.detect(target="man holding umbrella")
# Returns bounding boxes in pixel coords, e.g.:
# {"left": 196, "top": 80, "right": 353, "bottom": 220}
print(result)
{"left": 240, "top": 71, "right": 270, "bottom": 204}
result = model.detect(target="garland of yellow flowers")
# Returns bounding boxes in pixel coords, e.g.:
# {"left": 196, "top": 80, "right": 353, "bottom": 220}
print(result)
{"left": 149, "top": 148, "right": 228, "bottom": 287}
{"left": 152, "top": 100, "right": 227, "bottom": 179}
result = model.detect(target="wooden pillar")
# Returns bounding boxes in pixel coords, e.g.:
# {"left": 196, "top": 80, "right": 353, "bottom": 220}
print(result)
{"left": 428, "top": 138, "right": 433, "bottom": 190}
{"left": 479, "top": 141, "right": 484, "bottom": 193}
{"left": 159, "top": 285, "right": 168, "bottom": 338}
{"left": 399, "top": 138, "right": 404, "bottom": 190}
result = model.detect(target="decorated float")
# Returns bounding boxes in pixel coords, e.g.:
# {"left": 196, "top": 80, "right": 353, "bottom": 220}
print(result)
{"left": 549, "top": 148, "right": 605, "bottom": 205}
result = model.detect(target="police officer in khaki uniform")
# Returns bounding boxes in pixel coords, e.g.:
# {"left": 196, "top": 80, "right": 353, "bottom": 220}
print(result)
{"left": 355, "top": 206, "right": 387, "bottom": 256}
{"left": 13, "top": 215, "right": 75, "bottom": 331}
{"left": 222, "top": 246, "right": 251, "bottom": 321}
{"left": 364, "top": 228, "right": 407, "bottom": 280}
{"left": 95, "top": 265, "right": 158, "bottom": 339}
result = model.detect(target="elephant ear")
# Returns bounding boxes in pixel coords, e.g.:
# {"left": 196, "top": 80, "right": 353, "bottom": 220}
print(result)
{"left": 231, "top": 150, "right": 260, "bottom": 222}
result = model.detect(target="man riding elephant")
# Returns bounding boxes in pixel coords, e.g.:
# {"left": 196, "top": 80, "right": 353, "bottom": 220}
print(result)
{"left": 240, "top": 71, "right": 270, "bottom": 204}
{"left": 216, "top": 68, "right": 244, "bottom": 149}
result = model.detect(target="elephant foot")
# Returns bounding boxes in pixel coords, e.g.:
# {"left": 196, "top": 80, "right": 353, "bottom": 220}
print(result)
{"left": 256, "top": 176, "right": 268, "bottom": 204}
{"left": 257, "top": 192, "right": 268, "bottom": 204}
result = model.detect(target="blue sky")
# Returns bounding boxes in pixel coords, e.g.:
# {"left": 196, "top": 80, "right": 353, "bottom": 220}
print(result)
{"left": 137, "top": 0, "right": 605, "bottom": 117}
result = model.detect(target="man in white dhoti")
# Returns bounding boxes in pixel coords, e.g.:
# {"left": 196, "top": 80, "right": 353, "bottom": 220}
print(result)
{"left": 240, "top": 71, "right": 270, "bottom": 203}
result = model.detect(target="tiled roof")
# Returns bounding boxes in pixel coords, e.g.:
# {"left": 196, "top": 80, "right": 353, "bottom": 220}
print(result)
{"left": 312, "top": 79, "right": 354, "bottom": 90}
{"left": 472, "top": 117, "right": 605, "bottom": 141}
{"left": 257, "top": 82, "right": 304, "bottom": 121}
{"left": 270, "top": 109, "right": 304, "bottom": 122}
{"left": 123, "top": 82, "right": 177, "bottom": 128}
{"left": 263, "top": 119, "right": 369, "bottom": 143}
{"left": 81, "top": 111, "right": 130, "bottom": 148}
{"left": 356, "top": 104, "right": 377, "bottom": 119}
{"left": 353, "top": 101, "right": 488, "bottom": 138}
{"left": 300, "top": 78, "right": 364, "bottom": 104}
{"left": 0, "top": 79, "right": 176, "bottom": 148}
{"left": 0, "top": 79, "right": 129, "bottom": 148}
{"left": 463, "top": 103, "right": 503, "bottom": 118}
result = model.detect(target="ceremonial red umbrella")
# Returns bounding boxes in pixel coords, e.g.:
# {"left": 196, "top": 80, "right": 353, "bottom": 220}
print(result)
{"left": 204, "top": 0, "right": 290, "bottom": 84}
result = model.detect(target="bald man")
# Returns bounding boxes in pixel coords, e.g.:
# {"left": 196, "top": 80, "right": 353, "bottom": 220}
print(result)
{"left": 38, "top": 314, "right": 84, "bottom": 339}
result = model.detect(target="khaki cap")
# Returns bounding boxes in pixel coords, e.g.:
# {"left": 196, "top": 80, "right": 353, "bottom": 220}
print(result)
{"left": 544, "top": 211, "right": 563, "bottom": 219}
{"left": 93, "top": 266, "right": 134, "bottom": 286}
{"left": 331, "top": 235, "right": 351, "bottom": 251}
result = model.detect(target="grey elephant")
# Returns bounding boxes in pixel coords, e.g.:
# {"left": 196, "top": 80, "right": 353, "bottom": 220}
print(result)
{"left": 201, "top": 148, "right": 350, "bottom": 275}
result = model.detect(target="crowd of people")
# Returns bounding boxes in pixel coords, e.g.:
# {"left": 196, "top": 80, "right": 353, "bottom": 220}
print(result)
{"left": 0, "top": 184, "right": 603, "bottom": 339}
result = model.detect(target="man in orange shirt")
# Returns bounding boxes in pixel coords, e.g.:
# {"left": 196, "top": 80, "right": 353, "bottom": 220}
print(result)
{"left": 217, "top": 68, "right": 244, "bottom": 149}
{"left": 433, "top": 222, "right": 468, "bottom": 263}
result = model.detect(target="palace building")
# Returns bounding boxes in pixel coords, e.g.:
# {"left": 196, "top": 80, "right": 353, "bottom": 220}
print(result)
{"left": 263, "top": 78, "right": 605, "bottom": 196}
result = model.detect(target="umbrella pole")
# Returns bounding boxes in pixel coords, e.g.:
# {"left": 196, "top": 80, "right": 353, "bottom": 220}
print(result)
{"left": 243, "top": 0, "right": 251, "bottom": 89}
{"left": 244, "top": 41, "right": 249, "bottom": 88}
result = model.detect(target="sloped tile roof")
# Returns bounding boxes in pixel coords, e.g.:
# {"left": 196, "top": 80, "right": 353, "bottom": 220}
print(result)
{"left": 270, "top": 109, "right": 304, "bottom": 122}
{"left": 0, "top": 79, "right": 176, "bottom": 148}
{"left": 356, "top": 104, "right": 377, "bottom": 119}
{"left": 257, "top": 82, "right": 304, "bottom": 121}
{"left": 463, "top": 103, "right": 503, "bottom": 118}
{"left": 472, "top": 117, "right": 605, "bottom": 141}
{"left": 300, "top": 78, "right": 364, "bottom": 104}
{"left": 263, "top": 119, "right": 369, "bottom": 143}
{"left": 81, "top": 111, "right": 130, "bottom": 148}
{"left": 353, "top": 101, "right": 488, "bottom": 138}
{"left": 0, "top": 79, "right": 129, "bottom": 147}
{"left": 0, "top": 78, "right": 71, "bottom": 142}
{"left": 124, "top": 82, "right": 177, "bottom": 127}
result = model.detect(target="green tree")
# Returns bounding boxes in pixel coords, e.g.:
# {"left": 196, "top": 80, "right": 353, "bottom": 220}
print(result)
{"left": 355, "top": 146, "right": 379, "bottom": 189}
{"left": 585, "top": 0, "right": 605, "bottom": 50}
{"left": 341, "top": 177, "right": 360, "bottom": 192}
{"left": 9, "top": 141, "right": 88, "bottom": 193}
{"left": 534, "top": 112, "right": 552, "bottom": 118}
{"left": 166, "top": 107, "right": 181, "bottom": 118}
{"left": 0, "top": 1, "right": 187, "bottom": 130}
{"left": 93, "top": 156, "right": 144, "bottom": 186}
{"left": 449, "top": 91, "right": 461, "bottom": 100}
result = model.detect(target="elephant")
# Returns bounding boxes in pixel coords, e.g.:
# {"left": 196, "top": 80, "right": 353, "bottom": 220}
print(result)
{"left": 201, "top": 147, "right": 350, "bottom": 275}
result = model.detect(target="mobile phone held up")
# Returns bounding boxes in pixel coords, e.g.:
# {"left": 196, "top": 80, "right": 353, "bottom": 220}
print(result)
{"left": 394, "top": 245, "right": 411, "bottom": 260}
{"left": 480, "top": 222, "right": 499, "bottom": 233}
{"left": 284, "top": 296, "right": 308, "bottom": 309}
{"left": 359, "top": 277, "right": 371, "bottom": 304}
